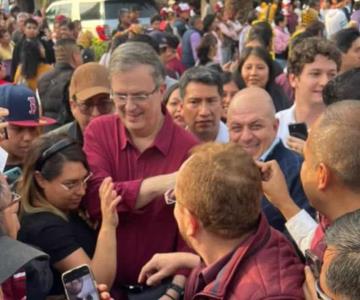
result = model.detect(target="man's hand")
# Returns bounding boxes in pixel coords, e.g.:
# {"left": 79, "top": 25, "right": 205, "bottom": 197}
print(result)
{"left": 256, "top": 160, "right": 300, "bottom": 220}
{"left": 287, "top": 136, "right": 305, "bottom": 156}
{"left": 303, "top": 267, "right": 320, "bottom": 300}
{"left": 138, "top": 253, "right": 200, "bottom": 286}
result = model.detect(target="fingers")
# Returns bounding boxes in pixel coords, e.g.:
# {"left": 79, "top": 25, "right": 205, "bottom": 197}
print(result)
{"left": 138, "top": 260, "right": 157, "bottom": 284}
{"left": 304, "top": 266, "right": 319, "bottom": 299}
{"left": 0, "top": 107, "right": 9, "bottom": 118}
{"left": 145, "top": 269, "right": 167, "bottom": 286}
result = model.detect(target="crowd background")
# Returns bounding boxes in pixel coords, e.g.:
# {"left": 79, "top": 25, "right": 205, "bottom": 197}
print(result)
{"left": 1, "top": 0, "right": 360, "bottom": 300}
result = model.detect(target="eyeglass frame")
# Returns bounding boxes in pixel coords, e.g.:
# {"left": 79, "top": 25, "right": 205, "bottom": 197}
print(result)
{"left": 0, "top": 192, "right": 21, "bottom": 212}
{"left": 110, "top": 85, "right": 159, "bottom": 104}
{"left": 60, "top": 172, "right": 93, "bottom": 192}
{"left": 72, "top": 95, "right": 114, "bottom": 116}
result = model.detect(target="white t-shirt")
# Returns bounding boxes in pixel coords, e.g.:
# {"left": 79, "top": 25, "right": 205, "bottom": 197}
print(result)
{"left": 275, "top": 105, "right": 296, "bottom": 147}
{"left": 325, "top": 8, "right": 348, "bottom": 38}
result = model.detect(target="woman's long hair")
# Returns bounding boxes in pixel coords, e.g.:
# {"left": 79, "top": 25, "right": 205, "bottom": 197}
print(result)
{"left": 197, "top": 33, "right": 218, "bottom": 66}
{"left": 19, "top": 134, "right": 89, "bottom": 221}
{"left": 20, "top": 39, "right": 43, "bottom": 79}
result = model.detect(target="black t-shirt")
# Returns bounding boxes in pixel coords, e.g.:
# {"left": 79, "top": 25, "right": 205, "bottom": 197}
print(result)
{"left": 18, "top": 212, "right": 96, "bottom": 296}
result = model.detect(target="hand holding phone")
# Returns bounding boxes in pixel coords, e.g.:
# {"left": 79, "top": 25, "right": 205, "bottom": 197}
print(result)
{"left": 305, "top": 249, "right": 322, "bottom": 280}
{"left": 62, "top": 265, "right": 100, "bottom": 300}
{"left": 288, "top": 122, "right": 308, "bottom": 140}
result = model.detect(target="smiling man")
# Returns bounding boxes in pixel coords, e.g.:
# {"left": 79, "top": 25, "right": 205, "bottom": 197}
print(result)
{"left": 180, "top": 66, "right": 229, "bottom": 143}
{"left": 227, "top": 87, "right": 312, "bottom": 231}
{"left": 82, "top": 42, "right": 198, "bottom": 300}
{"left": 276, "top": 37, "right": 341, "bottom": 153}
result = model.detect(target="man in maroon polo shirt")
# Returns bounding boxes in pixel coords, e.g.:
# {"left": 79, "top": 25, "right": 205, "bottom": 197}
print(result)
{"left": 82, "top": 41, "right": 198, "bottom": 299}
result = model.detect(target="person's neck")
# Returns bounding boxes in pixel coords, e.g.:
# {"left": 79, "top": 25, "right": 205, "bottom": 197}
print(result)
{"left": 6, "top": 153, "right": 23, "bottom": 167}
{"left": 129, "top": 114, "right": 165, "bottom": 153}
{"left": 322, "top": 188, "right": 360, "bottom": 222}
{"left": 197, "top": 232, "right": 252, "bottom": 266}
{"left": 294, "top": 98, "right": 324, "bottom": 127}
{"left": 0, "top": 42, "right": 10, "bottom": 48}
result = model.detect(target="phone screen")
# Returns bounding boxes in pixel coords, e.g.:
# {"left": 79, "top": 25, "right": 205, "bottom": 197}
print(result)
{"left": 62, "top": 265, "right": 100, "bottom": 300}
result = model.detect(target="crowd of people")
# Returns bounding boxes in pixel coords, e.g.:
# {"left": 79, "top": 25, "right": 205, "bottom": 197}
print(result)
{"left": 1, "top": 0, "right": 360, "bottom": 299}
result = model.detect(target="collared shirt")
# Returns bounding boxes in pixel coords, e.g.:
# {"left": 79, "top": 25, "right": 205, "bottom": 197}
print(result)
{"left": 185, "top": 215, "right": 305, "bottom": 300}
{"left": 215, "top": 121, "right": 229, "bottom": 144}
{"left": 259, "top": 137, "right": 280, "bottom": 161}
{"left": 83, "top": 110, "right": 198, "bottom": 295}
{"left": 276, "top": 104, "right": 296, "bottom": 147}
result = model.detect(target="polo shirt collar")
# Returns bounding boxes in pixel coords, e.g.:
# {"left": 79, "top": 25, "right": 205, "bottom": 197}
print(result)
{"left": 119, "top": 106, "right": 175, "bottom": 156}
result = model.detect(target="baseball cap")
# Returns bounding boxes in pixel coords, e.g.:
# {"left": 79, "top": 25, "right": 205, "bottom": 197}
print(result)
{"left": 0, "top": 232, "right": 49, "bottom": 284}
{"left": 69, "top": 62, "right": 111, "bottom": 102}
{"left": 159, "top": 33, "right": 180, "bottom": 49}
{"left": 0, "top": 85, "right": 56, "bottom": 127}
{"left": 178, "top": 3, "right": 191, "bottom": 12}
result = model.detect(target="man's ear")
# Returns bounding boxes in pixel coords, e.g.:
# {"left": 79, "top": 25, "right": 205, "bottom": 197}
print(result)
{"left": 185, "top": 208, "right": 199, "bottom": 238}
{"left": 317, "top": 163, "right": 331, "bottom": 190}
{"left": 288, "top": 73, "right": 298, "bottom": 89}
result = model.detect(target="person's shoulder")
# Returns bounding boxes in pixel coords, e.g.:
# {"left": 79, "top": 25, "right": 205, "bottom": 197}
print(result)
{"left": 86, "top": 114, "right": 119, "bottom": 132}
{"left": 172, "top": 123, "right": 199, "bottom": 146}
{"left": 269, "top": 142, "right": 303, "bottom": 177}
{"left": 20, "top": 212, "right": 68, "bottom": 238}
{"left": 275, "top": 106, "right": 293, "bottom": 119}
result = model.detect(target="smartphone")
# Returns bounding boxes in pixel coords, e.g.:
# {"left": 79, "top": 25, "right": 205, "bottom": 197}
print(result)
{"left": 288, "top": 122, "right": 308, "bottom": 140}
{"left": 4, "top": 167, "right": 22, "bottom": 186}
{"left": 305, "top": 249, "right": 322, "bottom": 280}
{"left": 62, "top": 265, "right": 100, "bottom": 300}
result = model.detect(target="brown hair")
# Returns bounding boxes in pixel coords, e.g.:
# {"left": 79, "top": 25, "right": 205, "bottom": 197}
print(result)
{"left": 309, "top": 100, "right": 360, "bottom": 192}
{"left": 288, "top": 37, "right": 341, "bottom": 76}
{"left": 177, "top": 143, "right": 262, "bottom": 239}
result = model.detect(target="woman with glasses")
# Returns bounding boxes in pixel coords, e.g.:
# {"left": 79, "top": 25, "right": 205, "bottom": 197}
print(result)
{"left": 17, "top": 134, "right": 121, "bottom": 298}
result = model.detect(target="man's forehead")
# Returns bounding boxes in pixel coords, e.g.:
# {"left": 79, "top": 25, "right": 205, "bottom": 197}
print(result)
{"left": 184, "top": 82, "right": 220, "bottom": 97}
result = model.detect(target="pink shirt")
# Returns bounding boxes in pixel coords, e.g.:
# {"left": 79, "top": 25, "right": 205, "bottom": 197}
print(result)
{"left": 274, "top": 26, "right": 290, "bottom": 54}
{"left": 83, "top": 110, "right": 198, "bottom": 297}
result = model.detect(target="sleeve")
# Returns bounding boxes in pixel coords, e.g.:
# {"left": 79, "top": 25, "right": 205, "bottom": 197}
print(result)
{"left": 190, "top": 32, "right": 201, "bottom": 62}
{"left": 26, "top": 216, "right": 83, "bottom": 264}
{"left": 82, "top": 121, "right": 143, "bottom": 221}
{"left": 285, "top": 209, "right": 318, "bottom": 255}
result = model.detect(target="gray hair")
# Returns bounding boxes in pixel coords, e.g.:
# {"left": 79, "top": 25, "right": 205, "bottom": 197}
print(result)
{"left": 325, "top": 209, "right": 360, "bottom": 300}
{"left": 109, "top": 42, "right": 165, "bottom": 87}
{"left": 309, "top": 100, "right": 360, "bottom": 192}
{"left": 179, "top": 66, "right": 223, "bottom": 99}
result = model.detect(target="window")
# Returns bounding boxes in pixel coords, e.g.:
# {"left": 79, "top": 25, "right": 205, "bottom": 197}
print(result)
{"left": 104, "top": 1, "right": 157, "bottom": 20}
{"left": 46, "top": 3, "right": 71, "bottom": 22}
{"left": 80, "top": 2, "right": 101, "bottom": 20}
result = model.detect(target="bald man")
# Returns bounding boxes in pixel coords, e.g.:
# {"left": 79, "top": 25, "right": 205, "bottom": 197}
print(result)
{"left": 227, "top": 87, "right": 313, "bottom": 231}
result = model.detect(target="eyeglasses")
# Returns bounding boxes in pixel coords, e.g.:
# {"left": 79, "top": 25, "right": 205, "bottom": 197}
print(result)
{"left": 315, "top": 280, "right": 332, "bottom": 300}
{"left": 110, "top": 86, "right": 158, "bottom": 104}
{"left": 60, "top": 172, "right": 93, "bottom": 192}
{"left": 0, "top": 192, "right": 21, "bottom": 212}
{"left": 164, "top": 188, "right": 176, "bottom": 205}
{"left": 74, "top": 98, "right": 114, "bottom": 115}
